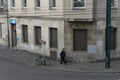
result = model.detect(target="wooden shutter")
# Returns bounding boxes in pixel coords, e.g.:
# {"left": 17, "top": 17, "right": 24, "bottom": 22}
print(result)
{"left": 35, "top": 26, "right": 41, "bottom": 45}
{"left": 110, "top": 28, "right": 117, "bottom": 50}
{"left": 73, "top": 29, "right": 87, "bottom": 51}
{"left": 22, "top": 25, "right": 28, "bottom": 42}
{"left": 50, "top": 28, "right": 58, "bottom": 48}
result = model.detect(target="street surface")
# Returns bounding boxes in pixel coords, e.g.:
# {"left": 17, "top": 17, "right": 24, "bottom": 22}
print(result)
{"left": 0, "top": 58, "right": 120, "bottom": 80}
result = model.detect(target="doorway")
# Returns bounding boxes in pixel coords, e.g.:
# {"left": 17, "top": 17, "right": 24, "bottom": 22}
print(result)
{"left": 11, "top": 24, "right": 17, "bottom": 47}
{"left": 110, "top": 28, "right": 117, "bottom": 50}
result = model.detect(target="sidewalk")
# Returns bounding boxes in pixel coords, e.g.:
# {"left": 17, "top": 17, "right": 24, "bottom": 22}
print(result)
{"left": 0, "top": 47, "right": 120, "bottom": 72}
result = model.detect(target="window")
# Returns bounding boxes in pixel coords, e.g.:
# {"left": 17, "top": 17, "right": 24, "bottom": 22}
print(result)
{"left": 0, "top": 23, "right": 2, "bottom": 38}
{"left": 111, "top": 0, "right": 115, "bottom": 7}
{"left": 22, "top": 0, "right": 27, "bottom": 7}
{"left": 11, "top": 0, "right": 15, "bottom": 7}
{"left": 111, "top": 0, "right": 118, "bottom": 8}
{"left": 0, "top": 0, "right": 3, "bottom": 8}
{"left": 49, "top": 28, "right": 58, "bottom": 48}
{"left": 73, "top": 29, "right": 87, "bottom": 51}
{"left": 52, "top": 0, "right": 56, "bottom": 7}
{"left": 22, "top": 25, "right": 28, "bottom": 43}
{"left": 34, "top": 26, "right": 41, "bottom": 45}
{"left": 73, "top": 0, "right": 85, "bottom": 8}
{"left": 35, "top": 0, "right": 40, "bottom": 7}
{"left": 49, "top": 0, "right": 56, "bottom": 9}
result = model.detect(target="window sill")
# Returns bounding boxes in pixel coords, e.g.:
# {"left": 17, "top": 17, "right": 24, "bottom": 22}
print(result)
{"left": 0, "top": 6, "right": 3, "bottom": 8}
{"left": 111, "top": 6, "right": 118, "bottom": 9}
{"left": 11, "top": 7, "right": 15, "bottom": 10}
{"left": 35, "top": 7, "right": 41, "bottom": 10}
{"left": 50, "top": 48, "right": 58, "bottom": 51}
{"left": 50, "top": 7, "right": 56, "bottom": 10}
{"left": 22, "top": 7, "right": 27, "bottom": 10}
{"left": 35, "top": 44, "right": 42, "bottom": 47}
{"left": 73, "top": 51, "right": 87, "bottom": 53}
{"left": 73, "top": 7, "right": 85, "bottom": 10}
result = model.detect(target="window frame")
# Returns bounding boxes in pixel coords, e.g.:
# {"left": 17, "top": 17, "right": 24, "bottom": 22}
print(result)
{"left": 73, "top": 0, "right": 86, "bottom": 9}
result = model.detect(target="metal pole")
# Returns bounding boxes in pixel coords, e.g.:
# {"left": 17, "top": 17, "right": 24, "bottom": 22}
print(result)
{"left": 105, "top": 0, "right": 111, "bottom": 68}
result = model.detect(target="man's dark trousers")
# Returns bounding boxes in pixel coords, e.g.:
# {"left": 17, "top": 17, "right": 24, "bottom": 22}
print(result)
{"left": 61, "top": 57, "right": 66, "bottom": 64}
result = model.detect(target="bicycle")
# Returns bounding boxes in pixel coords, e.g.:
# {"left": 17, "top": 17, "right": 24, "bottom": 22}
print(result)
{"left": 36, "top": 56, "right": 50, "bottom": 66}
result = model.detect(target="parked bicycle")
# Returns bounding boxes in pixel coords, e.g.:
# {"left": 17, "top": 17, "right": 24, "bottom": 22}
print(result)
{"left": 36, "top": 56, "right": 50, "bottom": 66}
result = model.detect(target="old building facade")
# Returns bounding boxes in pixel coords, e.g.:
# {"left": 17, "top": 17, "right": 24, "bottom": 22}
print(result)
{"left": 0, "top": 0, "right": 120, "bottom": 62}
{"left": 0, "top": 0, "right": 8, "bottom": 47}
{"left": 95, "top": 0, "right": 120, "bottom": 61}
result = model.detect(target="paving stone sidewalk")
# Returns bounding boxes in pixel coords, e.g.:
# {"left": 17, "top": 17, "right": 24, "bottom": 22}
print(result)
{"left": 0, "top": 47, "right": 120, "bottom": 72}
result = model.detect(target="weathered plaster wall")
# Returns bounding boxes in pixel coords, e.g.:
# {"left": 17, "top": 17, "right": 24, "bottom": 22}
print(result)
{"left": 64, "top": 21, "right": 96, "bottom": 62}
{"left": 14, "top": 18, "right": 64, "bottom": 58}
{"left": 0, "top": 17, "right": 8, "bottom": 47}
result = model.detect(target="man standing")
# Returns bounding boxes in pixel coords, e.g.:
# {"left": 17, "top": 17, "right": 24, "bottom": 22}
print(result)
{"left": 60, "top": 48, "right": 67, "bottom": 64}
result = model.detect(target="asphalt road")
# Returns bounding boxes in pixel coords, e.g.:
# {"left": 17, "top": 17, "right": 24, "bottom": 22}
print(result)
{"left": 0, "top": 58, "right": 120, "bottom": 80}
